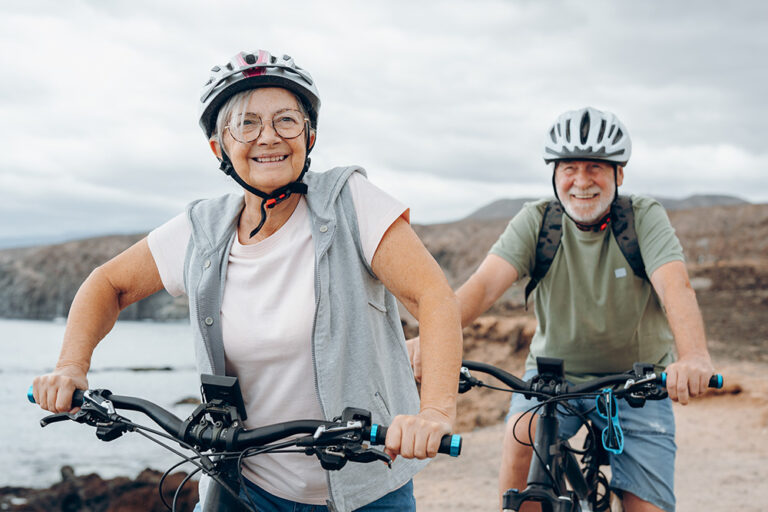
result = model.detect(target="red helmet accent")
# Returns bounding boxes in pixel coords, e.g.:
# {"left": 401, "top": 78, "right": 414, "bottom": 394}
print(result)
{"left": 238, "top": 50, "right": 268, "bottom": 78}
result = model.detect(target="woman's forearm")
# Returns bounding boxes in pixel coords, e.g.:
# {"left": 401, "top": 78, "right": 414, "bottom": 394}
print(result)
{"left": 57, "top": 266, "right": 123, "bottom": 371}
{"left": 414, "top": 289, "right": 463, "bottom": 422}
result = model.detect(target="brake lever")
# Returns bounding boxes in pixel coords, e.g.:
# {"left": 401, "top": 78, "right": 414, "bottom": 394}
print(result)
{"left": 41, "top": 407, "right": 108, "bottom": 426}
{"left": 40, "top": 412, "right": 76, "bottom": 427}
{"left": 346, "top": 445, "right": 392, "bottom": 468}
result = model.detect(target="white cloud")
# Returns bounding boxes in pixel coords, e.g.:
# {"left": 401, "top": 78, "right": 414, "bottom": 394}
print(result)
{"left": 1, "top": 0, "right": 766, "bottom": 245}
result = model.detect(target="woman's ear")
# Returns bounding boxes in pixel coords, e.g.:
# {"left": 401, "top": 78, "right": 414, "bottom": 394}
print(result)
{"left": 307, "top": 130, "right": 317, "bottom": 152}
{"left": 209, "top": 138, "right": 223, "bottom": 160}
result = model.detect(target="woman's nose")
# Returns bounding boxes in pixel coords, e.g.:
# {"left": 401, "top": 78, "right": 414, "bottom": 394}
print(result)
{"left": 256, "top": 121, "right": 282, "bottom": 145}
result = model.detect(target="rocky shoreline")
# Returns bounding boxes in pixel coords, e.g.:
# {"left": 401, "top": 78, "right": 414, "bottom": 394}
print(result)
{"left": 0, "top": 466, "right": 198, "bottom": 512}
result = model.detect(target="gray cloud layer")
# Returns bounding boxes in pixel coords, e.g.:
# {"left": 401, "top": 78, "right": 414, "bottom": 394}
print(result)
{"left": 1, "top": 0, "right": 766, "bottom": 243}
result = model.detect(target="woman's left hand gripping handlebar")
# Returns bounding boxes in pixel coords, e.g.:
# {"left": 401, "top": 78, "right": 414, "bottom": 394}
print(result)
{"left": 32, "top": 363, "right": 89, "bottom": 413}
{"left": 383, "top": 408, "right": 453, "bottom": 461}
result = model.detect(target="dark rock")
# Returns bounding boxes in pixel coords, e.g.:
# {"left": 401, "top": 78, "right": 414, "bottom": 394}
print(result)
{"left": 0, "top": 467, "right": 198, "bottom": 512}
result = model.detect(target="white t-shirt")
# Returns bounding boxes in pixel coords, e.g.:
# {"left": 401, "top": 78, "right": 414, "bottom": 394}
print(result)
{"left": 147, "top": 173, "right": 407, "bottom": 504}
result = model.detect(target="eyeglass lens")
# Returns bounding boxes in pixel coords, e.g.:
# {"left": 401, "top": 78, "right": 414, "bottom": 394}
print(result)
{"left": 228, "top": 110, "right": 306, "bottom": 142}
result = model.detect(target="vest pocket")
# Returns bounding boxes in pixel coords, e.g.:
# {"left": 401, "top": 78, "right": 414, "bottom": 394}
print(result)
{"left": 374, "top": 390, "right": 392, "bottom": 417}
{"left": 367, "top": 284, "right": 387, "bottom": 313}
{"left": 368, "top": 299, "right": 387, "bottom": 313}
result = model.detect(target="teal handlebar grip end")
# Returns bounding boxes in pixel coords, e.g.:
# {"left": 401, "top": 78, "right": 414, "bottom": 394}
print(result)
{"left": 661, "top": 372, "right": 723, "bottom": 389}
{"left": 27, "top": 385, "right": 35, "bottom": 404}
{"left": 450, "top": 434, "right": 462, "bottom": 457}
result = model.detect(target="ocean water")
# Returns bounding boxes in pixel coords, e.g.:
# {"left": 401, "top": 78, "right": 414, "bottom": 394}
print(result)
{"left": 0, "top": 318, "right": 202, "bottom": 488}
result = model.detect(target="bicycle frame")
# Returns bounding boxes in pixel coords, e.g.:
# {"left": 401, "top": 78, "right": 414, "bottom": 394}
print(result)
{"left": 502, "top": 399, "right": 595, "bottom": 512}
{"left": 462, "top": 357, "right": 722, "bottom": 512}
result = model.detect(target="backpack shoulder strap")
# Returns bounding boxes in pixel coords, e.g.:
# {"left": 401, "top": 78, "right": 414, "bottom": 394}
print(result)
{"left": 524, "top": 200, "right": 563, "bottom": 308}
{"left": 610, "top": 195, "right": 647, "bottom": 280}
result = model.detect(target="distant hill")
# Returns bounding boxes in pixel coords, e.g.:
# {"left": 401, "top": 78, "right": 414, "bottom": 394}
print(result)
{"left": 463, "top": 194, "right": 750, "bottom": 221}
{"left": 415, "top": 201, "right": 768, "bottom": 289}
{"left": 1, "top": 200, "right": 765, "bottom": 321}
{"left": 0, "top": 234, "right": 188, "bottom": 321}
{"left": 463, "top": 198, "right": 539, "bottom": 220}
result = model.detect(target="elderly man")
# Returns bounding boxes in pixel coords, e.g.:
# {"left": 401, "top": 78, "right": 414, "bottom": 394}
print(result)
{"left": 410, "top": 107, "right": 715, "bottom": 512}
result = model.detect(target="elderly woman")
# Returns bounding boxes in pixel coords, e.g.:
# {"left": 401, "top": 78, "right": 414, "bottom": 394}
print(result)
{"left": 32, "top": 50, "right": 462, "bottom": 511}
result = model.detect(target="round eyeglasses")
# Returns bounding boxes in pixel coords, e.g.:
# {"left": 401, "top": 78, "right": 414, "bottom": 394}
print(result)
{"left": 226, "top": 109, "right": 308, "bottom": 143}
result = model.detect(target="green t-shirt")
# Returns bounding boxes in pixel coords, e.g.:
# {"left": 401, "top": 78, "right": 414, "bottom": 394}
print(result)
{"left": 489, "top": 195, "right": 684, "bottom": 380}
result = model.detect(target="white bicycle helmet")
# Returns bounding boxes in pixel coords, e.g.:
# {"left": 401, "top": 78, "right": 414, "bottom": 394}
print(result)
{"left": 543, "top": 107, "right": 631, "bottom": 166}
{"left": 199, "top": 50, "right": 320, "bottom": 138}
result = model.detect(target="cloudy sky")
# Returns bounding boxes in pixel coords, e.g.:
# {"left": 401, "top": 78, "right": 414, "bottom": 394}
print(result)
{"left": 1, "top": 1, "right": 766, "bottom": 246}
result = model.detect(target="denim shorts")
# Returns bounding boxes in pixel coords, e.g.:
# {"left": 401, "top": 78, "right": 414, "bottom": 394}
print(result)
{"left": 193, "top": 479, "right": 415, "bottom": 511}
{"left": 506, "top": 369, "right": 676, "bottom": 512}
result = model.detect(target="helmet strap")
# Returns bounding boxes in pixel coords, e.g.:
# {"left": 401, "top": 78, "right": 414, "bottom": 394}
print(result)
{"left": 214, "top": 121, "right": 314, "bottom": 238}
{"left": 218, "top": 132, "right": 312, "bottom": 237}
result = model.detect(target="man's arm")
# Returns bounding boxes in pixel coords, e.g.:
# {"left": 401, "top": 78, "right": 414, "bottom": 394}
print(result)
{"left": 649, "top": 260, "right": 715, "bottom": 405}
{"left": 407, "top": 254, "right": 520, "bottom": 380}
{"left": 456, "top": 254, "right": 520, "bottom": 328}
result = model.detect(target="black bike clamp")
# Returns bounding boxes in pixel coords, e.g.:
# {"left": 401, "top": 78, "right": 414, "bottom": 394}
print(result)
{"left": 624, "top": 362, "right": 668, "bottom": 408}
{"left": 458, "top": 367, "right": 481, "bottom": 393}
{"left": 531, "top": 357, "right": 567, "bottom": 399}
{"left": 300, "top": 407, "right": 391, "bottom": 470}
{"left": 503, "top": 486, "right": 576, "bottom": 512}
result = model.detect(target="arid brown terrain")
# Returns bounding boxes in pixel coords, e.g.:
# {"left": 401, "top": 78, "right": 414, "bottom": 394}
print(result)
{"left": 1, "top": 201, "right": 766, "bottom": 511}
{"left": 408, "top": 202, "right": 768, "bottom": 511}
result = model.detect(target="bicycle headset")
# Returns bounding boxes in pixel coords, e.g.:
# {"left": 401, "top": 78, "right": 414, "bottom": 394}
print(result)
{"left": 198, "top": 49, "right": 321, "bottom": 237}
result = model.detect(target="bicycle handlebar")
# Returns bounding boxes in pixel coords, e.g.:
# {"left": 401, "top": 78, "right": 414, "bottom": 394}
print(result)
{"left": 460, "top": 360, "right": 723, "bottom": 398}
{"left": 28, "top": 386, "right": 461, "bottom": 456}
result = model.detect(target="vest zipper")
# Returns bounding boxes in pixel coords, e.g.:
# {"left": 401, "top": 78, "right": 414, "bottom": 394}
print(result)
{"left": 197, "top": 255, "right": 219, "bottom": 375}
{"left": 311, "top": 227, "right": 336, "bottom": 509}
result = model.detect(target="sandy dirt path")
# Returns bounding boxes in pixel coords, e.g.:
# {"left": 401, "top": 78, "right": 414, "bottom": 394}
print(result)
{"left": 413, "top": 360, "right": 768, "bottom": 511}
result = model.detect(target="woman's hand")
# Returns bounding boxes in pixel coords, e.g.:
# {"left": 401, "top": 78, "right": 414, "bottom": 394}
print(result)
{"left": 405, "top": 336, "right": 422, "bottom": 382}
{"left": 32, "top": 363, "right": 88, "bottom": 413}
{"left": 383, "top": 408, "right": 453, "bottom": 461}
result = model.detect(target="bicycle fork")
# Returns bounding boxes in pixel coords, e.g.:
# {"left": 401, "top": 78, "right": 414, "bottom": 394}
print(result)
{"left": 502, "top": 402, "right": 588, "bottom": 512}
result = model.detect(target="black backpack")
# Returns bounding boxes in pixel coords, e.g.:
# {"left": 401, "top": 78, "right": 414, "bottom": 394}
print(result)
{"left": 524, "top": 196, "right": 647, "bottom": 307}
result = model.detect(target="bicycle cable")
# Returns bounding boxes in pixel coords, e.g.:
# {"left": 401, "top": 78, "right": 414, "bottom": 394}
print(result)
{"left": 513, "top": 394, "right": 599, "bottom": 497}
{"left": 172, "top": 466, "right": 202, "bottom": 512}
{"left": 120, "top": 419, "right": 254, "bottom": 511}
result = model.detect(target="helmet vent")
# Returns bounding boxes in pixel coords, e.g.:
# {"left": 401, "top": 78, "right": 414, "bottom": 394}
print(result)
{"left": 579, "top": 111, "right": 591, "bottom": 145}
{"left": 597, "top": 119, "right": 606, "bottom": 143}
{"left": 244, "top": 53, "right": 256, "bottom": 65}
{"left": 612, "top": 129, "right": 624, "bottom": 145}
{"left": 550, "top": 128, "right": 557, "bottom": 143}
{"left": 565, "top": 120, "right": 571, "bottom": 143}
{"left": 607, "top": 124, "right": 616, "bottom": 139}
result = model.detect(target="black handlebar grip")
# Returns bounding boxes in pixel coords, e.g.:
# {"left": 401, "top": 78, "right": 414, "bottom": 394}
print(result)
{"left": 366, "top": 424, "right": 462, "bottom": 457}
{"left": 27, "top": 386, "right": 85, "bottom": 407}
{"left": 660, "top": 373, "right": 723, "bottom": 389}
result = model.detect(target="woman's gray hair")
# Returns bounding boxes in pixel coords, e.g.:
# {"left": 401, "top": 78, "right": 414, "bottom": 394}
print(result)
{"left": 212, "top": 89, "right": 311, "bottom": 149}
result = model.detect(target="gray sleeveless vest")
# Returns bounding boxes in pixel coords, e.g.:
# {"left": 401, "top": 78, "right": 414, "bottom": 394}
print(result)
{"left": 183, "top": 166, "right": 426, "bottom": 511}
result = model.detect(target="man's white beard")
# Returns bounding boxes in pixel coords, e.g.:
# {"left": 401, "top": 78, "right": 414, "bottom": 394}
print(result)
{"left": 561, "top": 186, "right": 615, "bottom": 224}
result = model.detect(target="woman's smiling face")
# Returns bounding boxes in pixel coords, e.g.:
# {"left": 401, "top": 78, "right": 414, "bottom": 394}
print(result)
{"left": 212, "top": 87, "right": 315, "bottom": 195}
